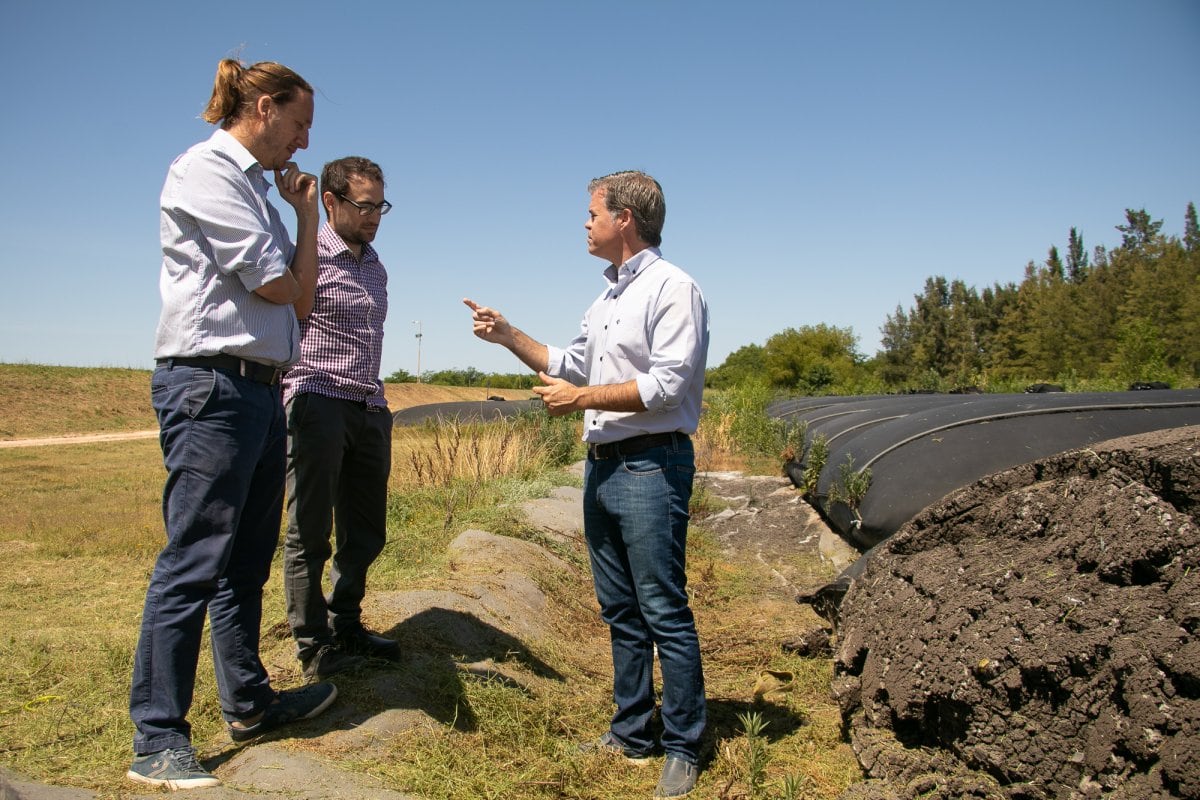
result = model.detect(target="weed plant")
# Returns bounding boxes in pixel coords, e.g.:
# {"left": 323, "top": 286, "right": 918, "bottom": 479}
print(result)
{"left": 827, "top": 455, "right": 872, "bottom": 525}
{"left": 700, "top": 382, "right": 804, "bottom": 473}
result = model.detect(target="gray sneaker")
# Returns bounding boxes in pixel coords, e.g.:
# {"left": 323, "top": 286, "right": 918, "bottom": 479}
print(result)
{"left": 127, "top": 745, "right": 220, "bottom": 790}
{"left": 654, "top": 754, "right": 698, "bottom": 798}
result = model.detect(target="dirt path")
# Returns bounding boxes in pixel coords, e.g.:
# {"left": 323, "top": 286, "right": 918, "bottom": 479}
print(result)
{"left": 0, "top": 430, "right": 159, "bottom": 449}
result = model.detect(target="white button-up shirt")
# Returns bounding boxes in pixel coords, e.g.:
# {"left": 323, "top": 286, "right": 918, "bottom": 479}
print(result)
{"left": 154, "top": 129, "right": 300, "bottom": 367}
{"left": 546, "top": 247, "right": 708, "bottom": 444}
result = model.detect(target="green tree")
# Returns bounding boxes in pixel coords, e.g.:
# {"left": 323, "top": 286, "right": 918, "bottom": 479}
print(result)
{"left": 1046, "top": 246, "right": 1065, "bottom": 282}
{"left": 1118, "top": 237, "right": 1198, "bottom": 374}
{"left": 385, "top": 367, "right": 416, "bottom": 383}
{"left": 706, "top": 343, "right": 766, "bottom": 389}
{"left": 1184, "top": 201, "right": 1199, "bottom": 254}
{"left": 762, "top": 325, "right": 861, "bottom": 394}
{"left": 1067, "top": 227, "right": 1089, "bottom": 284}
{"left": 1116, "top": 208, "right": 1164, "bottom": 254}
{"left": 879, "top": 305, "right": 915, "bottom": 385}
{"left": 910, "top": 276, "right": 952, "bottom": 375}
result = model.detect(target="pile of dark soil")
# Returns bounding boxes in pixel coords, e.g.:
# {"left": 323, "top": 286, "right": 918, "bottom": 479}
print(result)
{"left": 832, "top": 426, "right": 1200, "bottom": 799}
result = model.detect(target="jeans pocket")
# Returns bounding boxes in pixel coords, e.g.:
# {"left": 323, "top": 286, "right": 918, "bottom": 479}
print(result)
{"left": 621, "top": 450, "right": 666, "bottom": 476}
{"left": 183, "top": 369, "right": 217, "bottom": 419}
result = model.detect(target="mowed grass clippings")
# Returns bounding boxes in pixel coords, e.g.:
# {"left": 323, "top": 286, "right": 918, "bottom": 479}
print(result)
{"left": 0, "top": 439, "right": 165, "bottom": 787}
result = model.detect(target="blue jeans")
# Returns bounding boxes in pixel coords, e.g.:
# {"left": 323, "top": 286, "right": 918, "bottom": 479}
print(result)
{"left": 130, "top": 364, "right": 285, "bottom": 754}
{"left": 283, "top": 393, "right": 392, "bottom": 662}
{"left": 583, "top": 436, "right": 706, "bottom": 764}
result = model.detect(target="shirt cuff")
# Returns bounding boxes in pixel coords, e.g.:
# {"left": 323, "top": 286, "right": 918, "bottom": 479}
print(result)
{"left": 544, "top": 344, "right": 566, "bottom": 379}
{"left": 237, "top": 252, "right": 290, "bottom": 291}
{"left": 636, "top": 373, "right": 666, "bottom": 412}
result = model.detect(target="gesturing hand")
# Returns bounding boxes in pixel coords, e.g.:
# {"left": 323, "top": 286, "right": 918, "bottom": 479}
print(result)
{"left": 462, "top": 298, "right": 512, "bottom": 344}
{"left": 532, "top": 371, "right": 579, "bottom": 416}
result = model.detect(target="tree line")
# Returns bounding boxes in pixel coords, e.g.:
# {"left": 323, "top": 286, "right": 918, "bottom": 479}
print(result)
{"left": 385, "top": 365, "right": 541, "bottom": 390}
{"left": 390, "top": 203, "right": 1198, "bottom": 395}
{"left": 708, "top": 203, "right": 1199, "bottom": 394}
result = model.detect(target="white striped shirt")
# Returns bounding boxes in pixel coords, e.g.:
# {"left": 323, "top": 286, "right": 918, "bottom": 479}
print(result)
{"left": 547, "top": 247, "right": 709, "bottom": 444}
{"left": 154, "top": 128, "right": 300, "bottom": 367}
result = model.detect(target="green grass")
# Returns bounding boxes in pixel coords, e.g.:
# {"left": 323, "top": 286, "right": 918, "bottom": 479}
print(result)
{"left": 0, "top": 370, "right": 861, "bottom": 799}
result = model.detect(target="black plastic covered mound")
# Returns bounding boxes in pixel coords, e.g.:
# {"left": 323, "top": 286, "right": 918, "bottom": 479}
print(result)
{"left": 772, "top": 389, "right": 1200, "bottom": 551}
{"left": 392, "top": 398, "right": 541, "bottom": 427}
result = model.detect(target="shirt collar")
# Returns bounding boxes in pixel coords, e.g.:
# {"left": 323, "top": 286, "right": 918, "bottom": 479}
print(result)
{"left": 317, "top": 221, "right": 379, "bottom": 263}
{"left": 209, "top": 128, "right": 261, "bottom": 175}
{"left": 603, "top": 246, "right": 662, "bottom": 289}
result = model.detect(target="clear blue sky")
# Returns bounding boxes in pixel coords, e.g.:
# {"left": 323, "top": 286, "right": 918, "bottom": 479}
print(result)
{"left": 2, "top": 1, "right": 1197, "bottom": 378}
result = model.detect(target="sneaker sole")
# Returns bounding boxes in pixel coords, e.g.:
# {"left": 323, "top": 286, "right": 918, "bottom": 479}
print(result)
{"left": 126, "top": 770, "right": 221, "bottom": 789}
{"left": 302, "top": 684, "right": 339, "bottom": 720}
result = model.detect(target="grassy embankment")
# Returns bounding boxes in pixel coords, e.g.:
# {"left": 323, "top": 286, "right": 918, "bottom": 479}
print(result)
{"left": 0, "top": 363, "right": 858, "bottom": 799}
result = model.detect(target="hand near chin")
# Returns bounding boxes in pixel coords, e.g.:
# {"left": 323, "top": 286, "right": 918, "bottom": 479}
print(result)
{"left": 275, "top": 163, "right": 318, "bottom": 214}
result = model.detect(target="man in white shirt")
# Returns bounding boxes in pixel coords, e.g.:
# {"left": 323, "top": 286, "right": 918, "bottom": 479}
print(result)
{"left": 129, "top": 58, "right": 336, "bottom": 791}
{"left": 464, "top": 170, "right": 708, "bottom": 799}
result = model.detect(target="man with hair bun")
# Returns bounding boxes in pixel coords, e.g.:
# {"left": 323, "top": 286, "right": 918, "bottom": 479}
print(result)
{"left": 465, "top": 170, "right": 709, "bottom": 798}
{"left": 281, "top": 156, "right": 398, "bottom": 681}
{"left": 127, "top": 58, "right": 336, "bottom": 791}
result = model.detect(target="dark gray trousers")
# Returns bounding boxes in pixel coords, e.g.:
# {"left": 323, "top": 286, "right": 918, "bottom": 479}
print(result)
{"left": 283, "top": 392, "right": 392, "bottom": 662}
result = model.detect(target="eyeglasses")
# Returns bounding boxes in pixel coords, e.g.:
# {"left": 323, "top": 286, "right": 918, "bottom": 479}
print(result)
{"left": 336, "top": 194, "right": 392, "bottom": 216}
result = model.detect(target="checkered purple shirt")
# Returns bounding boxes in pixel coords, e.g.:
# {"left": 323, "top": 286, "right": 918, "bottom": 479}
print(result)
{"left": 282, "top": 223, "right": 388, "bottom": 408}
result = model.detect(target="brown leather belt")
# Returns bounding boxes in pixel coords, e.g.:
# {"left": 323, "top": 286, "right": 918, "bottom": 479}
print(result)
{"left": 587, "top": 432, "right": 689, "bottom": 460}
{"left": 156, "top": 356, "right": 284, "bottom": 386}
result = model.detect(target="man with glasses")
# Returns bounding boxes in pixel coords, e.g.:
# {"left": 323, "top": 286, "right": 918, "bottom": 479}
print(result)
{"left": 281, "top": 156, "right": 399, "bottom": 681}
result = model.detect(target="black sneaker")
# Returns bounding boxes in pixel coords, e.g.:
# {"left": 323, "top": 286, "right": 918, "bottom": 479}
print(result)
{"left": 127, "top": 745, "right": 221, "bottom": 789}
{"left": 577, "top": 731, "right": 655, "bottom": 765}
{"left": 335, "top": 623, "right": 401, "bottom": 661}
{"left": 228, "top": 682, "right": 338, "bottom": 743}
{"left": 301, "top": 644, "right": 366, "bottom": 680}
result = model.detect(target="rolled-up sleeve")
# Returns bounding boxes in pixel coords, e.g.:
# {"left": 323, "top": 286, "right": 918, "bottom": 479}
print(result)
{"left": 165, "top": 151, "right": 292, "bottom": 291}
{"left": 637, "top": 280, "right": 707, "bottom": 413}
{"left": 546, "top": 326, "right": 589, "bottom": 385}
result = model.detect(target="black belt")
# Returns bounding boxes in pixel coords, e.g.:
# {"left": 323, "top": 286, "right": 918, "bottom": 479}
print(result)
{"left": 156, "top": 356, "right": 284, "bottom": 386}
{"left": 587, "top": 432, "right": 689, "bottom": 460}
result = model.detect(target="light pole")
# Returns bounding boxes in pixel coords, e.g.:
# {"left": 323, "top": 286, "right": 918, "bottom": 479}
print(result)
{"left": 412, "top": 320, "right": 423, "bottom": 383}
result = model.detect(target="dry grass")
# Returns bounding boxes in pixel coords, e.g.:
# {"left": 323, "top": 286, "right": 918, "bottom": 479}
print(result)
{"left": 0, "top": 367, "right": 859, "bottom": 799}
{"left": 0, "top": 362, "right": 534, "bottom": 441}
{"left": 384, "top": 382, "right": 536, "bottom": 409}
{"left": 0, "top": 364, "right": 156, "bottom": 440}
